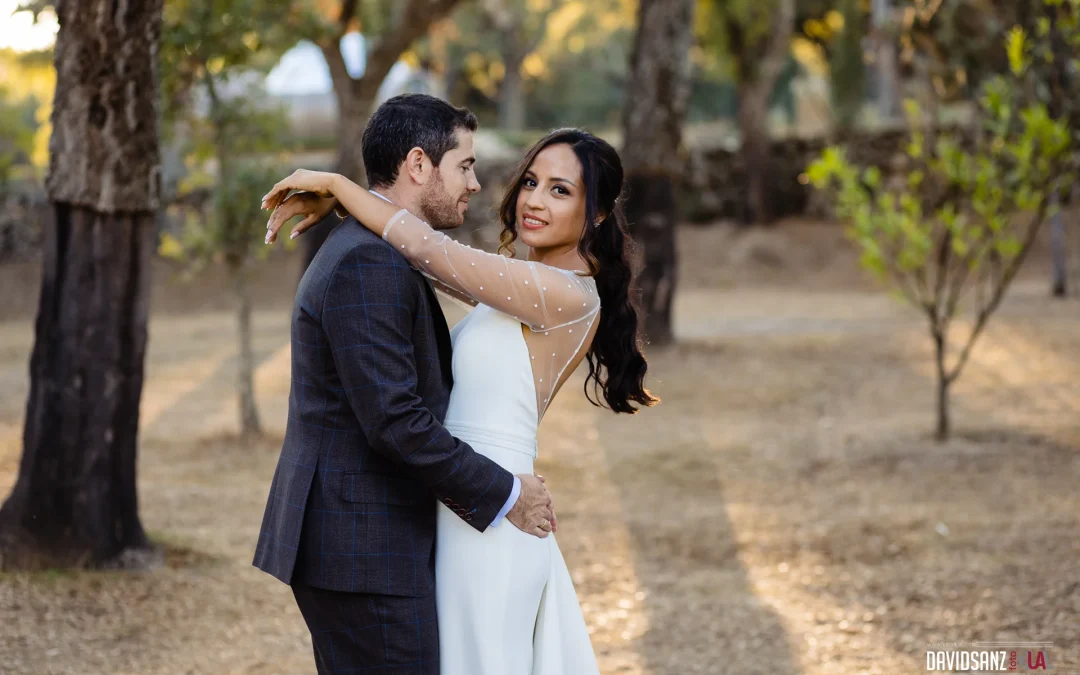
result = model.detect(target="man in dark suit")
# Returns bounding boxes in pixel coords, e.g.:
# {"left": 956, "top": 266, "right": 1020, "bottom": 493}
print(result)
{"left": 254, "top": 94, "right": 555, "bottom": 673}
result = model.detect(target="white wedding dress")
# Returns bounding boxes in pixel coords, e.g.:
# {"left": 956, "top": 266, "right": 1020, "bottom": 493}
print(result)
{"left": 381, "top": 209, "right": 602, "bottom": 675}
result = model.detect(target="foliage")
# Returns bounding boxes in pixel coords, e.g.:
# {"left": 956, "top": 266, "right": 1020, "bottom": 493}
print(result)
{"left": 158, "top": 83, "right": 293, "bottom": 272}
{"left": 897, "top": 0, "right": 1024, "bottom": 101}
{"left": 0, "top": 47, "right": 56, "bottom": 174}
{"left": 808, "top": 7, "right": 1075, "bottom": 437}
{"left": 160, "top": 159, "right": 288, "bottom": 273}
{"left": 1018, "top": 0, "right": 1080, "bottom": 179}
{"left": 0, "top": 85, "right": 36, "bottom": 186}
{"left": 827, "top": 0, "right": 865, "bottom": 129}
{"left": 160, "top": 0, "right": 297, "bottom": 126}
{"left": 159, "top": 0, "right": 299, "bottom": 270}
{"left": 433, "top": 0, "right": 637, "bottom": 128}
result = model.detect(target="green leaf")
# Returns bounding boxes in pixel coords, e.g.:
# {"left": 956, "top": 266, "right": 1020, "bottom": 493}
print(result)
{"left": 1006, "top": 26, "right": 1029, "bottom": 75}
{"left": 994, "top": 236, "right": 1022, "bottom": 259}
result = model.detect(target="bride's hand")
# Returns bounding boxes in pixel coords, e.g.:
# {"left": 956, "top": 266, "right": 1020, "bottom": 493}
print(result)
{"left": 261, "top": 169, "right": 341, "bottom": 211}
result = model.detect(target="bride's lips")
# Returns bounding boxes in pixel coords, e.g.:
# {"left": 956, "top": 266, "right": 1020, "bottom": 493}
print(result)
{"left": 521, "top": 213, "right": 548, "bottom": 231}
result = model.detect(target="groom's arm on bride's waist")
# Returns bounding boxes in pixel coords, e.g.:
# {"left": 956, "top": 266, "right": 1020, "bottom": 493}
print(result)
{"left": 322, "top": 240, "right": 515, "bottom": 532}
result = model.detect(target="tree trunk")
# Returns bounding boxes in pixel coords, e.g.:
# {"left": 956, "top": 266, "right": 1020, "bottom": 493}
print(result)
{"left": 871, "top": 0, "right": 900, "bottom": 122}
{"left": 738, "top": 86, "right": 773, "bottom": 225}
{"left": 623, "top": 174, "right": 678, "bottom": 345}
{"left": 934, "top": 331, "right": 950, "bottom": 442}
{"left": 0, "top": 0, "right": 161, "bottom": 570}
{"left": 1050, "top": 205, "right": 1067, "bottom": 297}
{"left": 620, "top": 0, "right": 694, "bottom": 347}
{"left": 231, "top": 265, "right": 261, "bottom": 439}
{"left": 0, "top": 207, "right": 156, "bottom": 569}
{"left": 735, "top": 0, "right": 795, "bottom": 225}
{"left": 498, "top": 56, "right": 527, "bottom": 132}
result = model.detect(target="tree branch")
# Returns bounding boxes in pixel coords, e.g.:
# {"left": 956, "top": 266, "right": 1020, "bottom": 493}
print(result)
{"left": 755, "top": 0, "right": 796, "bottom": 93}
{"left": 337, "top": 0, "right": 359, "bottom": 35}
{"left": 945, "top": 203, "right": 1048, "bottom": 384}
{"left": 319, "top": 40, "right": 356, "bottom": 106}
{"left": 361, "top": 0, "right": 462, "bottom": 98}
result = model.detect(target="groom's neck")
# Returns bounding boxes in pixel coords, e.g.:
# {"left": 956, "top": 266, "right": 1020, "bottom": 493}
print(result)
{"left": 372, "top": 184, "right": 423, "bottom": 215}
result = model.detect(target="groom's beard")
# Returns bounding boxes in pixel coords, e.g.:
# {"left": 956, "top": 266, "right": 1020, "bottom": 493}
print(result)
{"left": 418, "top": 169, "right": 467, "bottom": 230}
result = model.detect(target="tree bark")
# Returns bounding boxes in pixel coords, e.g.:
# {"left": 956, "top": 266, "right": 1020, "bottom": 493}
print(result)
{"left": 735, "top": 0, "right": 795, "bottom": 225}
{"left": 498, "top": 54, "right": 527, "bottom": 132}
{"left": 0, "top": 0, "right": 162, "bottom": 570}
{"left": 738, "top": 85, "right": 772, "bottom": 225}
{"left": 620, "top": 0, "right": 694, "bottom": 347}
{"left": 231, "top": 266, "right": 262, "bottom": 439}
{"left": 1050, "top": 199, "right": 1068, "bottom": 297}
{"left": 870, "top": 0, "right": 900, "bottom": 122}
{"left": 934, "top": 330, "right": 950, "bottom": 442}
{"left": 1, "top": 207, "right": 156, "bottom": 569}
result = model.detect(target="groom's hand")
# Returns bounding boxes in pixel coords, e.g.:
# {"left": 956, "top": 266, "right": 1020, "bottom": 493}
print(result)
{"left": 264, "top": 191, "right": 341, "bottom": 244}
{"left": 507, "top": 473, "right": 556, "bottom": 538}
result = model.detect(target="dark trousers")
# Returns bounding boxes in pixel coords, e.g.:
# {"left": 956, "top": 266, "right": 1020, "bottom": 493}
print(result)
{"left": 291, "top": 583, "right": 439, "bottom": 674}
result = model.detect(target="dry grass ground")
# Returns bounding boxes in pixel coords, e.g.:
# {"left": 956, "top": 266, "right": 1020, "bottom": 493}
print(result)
{"left": 0, "top": 220, "right": 1078, "bottom": 674}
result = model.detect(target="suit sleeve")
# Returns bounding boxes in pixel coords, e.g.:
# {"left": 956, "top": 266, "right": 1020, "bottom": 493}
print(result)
{"left": 322, "top": 242, "right": 515, "bottom": 532}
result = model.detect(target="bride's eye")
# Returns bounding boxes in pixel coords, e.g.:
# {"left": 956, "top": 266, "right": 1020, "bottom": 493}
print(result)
{"left": 553, "top": 185, "right": 570, "bottom": 196}
{"left": 523, "top": 177, "right": 537, "bottom": 189}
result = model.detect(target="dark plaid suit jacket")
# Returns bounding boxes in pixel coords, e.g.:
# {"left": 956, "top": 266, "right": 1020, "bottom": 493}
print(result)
{"left": 253, "top": 217, "right": 515, "bottom": 597}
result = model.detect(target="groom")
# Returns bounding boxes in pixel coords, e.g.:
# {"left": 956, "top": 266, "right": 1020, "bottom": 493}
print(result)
{"left": 254, "top": 94, "right": 555, "bottom": 673}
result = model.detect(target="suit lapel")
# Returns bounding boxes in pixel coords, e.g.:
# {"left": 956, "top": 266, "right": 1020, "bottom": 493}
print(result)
{"left": 420, "top": 277, "right": 454, "bottom": 387}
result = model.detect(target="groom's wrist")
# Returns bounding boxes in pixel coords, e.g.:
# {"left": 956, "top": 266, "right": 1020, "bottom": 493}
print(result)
{"left": 489, "top": 475, "right": 521, "bottom": 528}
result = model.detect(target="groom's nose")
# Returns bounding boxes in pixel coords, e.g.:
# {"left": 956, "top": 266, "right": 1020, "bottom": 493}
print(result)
{"left": 467, "top": 173, "right": 481, "bottom": 193}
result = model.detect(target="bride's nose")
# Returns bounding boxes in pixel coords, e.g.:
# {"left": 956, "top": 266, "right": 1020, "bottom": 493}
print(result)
{"left": 524, "top": 189, "right": 545, "bottom": 211}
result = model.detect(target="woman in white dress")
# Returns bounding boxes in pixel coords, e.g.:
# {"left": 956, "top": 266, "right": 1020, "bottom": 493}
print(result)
{"left": 262, "top": 128, "right": 658, "bottom": 674}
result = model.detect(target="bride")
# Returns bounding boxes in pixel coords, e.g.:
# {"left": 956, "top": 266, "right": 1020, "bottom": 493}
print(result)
{"left": 262, "top": 127, "right": 658, "bottom": 674}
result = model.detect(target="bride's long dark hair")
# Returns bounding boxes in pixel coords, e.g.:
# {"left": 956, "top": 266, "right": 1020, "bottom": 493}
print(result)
{"left": 497, "top": 128, "right": 658, "bottom": 414}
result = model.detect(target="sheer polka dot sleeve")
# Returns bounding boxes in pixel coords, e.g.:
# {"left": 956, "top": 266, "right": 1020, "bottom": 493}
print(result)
{"left": 383, "top": 208, "right": 600, "bottom": 330}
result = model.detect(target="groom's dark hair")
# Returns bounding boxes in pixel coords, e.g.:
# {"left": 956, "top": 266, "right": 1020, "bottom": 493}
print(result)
{"left": 362, "top": 94, "right": 479, "bottom": 189}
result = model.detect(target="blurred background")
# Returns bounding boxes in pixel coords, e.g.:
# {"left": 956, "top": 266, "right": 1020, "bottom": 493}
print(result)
{"left": 0, "top": 0, "right": 1078, "bottom": 673}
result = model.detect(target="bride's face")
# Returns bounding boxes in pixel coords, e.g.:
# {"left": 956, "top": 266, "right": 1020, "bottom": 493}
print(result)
{"left": 515, "top": 144, "right": 587, "bottom": 254}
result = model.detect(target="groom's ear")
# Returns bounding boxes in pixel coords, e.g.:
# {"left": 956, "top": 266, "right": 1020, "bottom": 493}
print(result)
{"left": 403, "top": 147, "right": 434, "bottom": 186}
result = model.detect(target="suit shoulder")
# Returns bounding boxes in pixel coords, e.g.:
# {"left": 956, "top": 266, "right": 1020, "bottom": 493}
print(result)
{"left": 325, "top": 218, "right": 414, "bottom": 263}
{"left": 297, "top": 220, "right": 414, "bottom": 313}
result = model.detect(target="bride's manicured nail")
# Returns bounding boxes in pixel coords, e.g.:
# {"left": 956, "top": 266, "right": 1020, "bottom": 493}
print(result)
{"left": 264, "top": 232, "right": 272, "bottom": 244}
{"left": 290, "top": 231, "right": 298, "bottom": 240}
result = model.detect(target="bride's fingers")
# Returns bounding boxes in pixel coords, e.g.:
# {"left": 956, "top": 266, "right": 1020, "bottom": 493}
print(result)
{"left": 261, "top": 180, "right": 292, "bottom": 210}
{"left": 264, "top": 188, "right": 290, "bottom": 211}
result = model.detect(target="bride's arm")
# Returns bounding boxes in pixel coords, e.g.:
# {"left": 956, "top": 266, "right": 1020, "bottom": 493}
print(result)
{"left": 324, "top": 175, "right": 600, "bottom": 329}
{"left": 381, "top": 208, "right": 599, "bottom": 330}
